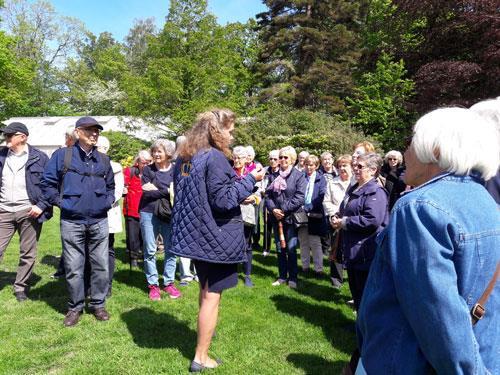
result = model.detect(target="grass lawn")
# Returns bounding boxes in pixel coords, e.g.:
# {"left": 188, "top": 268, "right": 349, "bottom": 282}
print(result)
{"left": 0, "top": 209, "right": 356, "bottom": 374}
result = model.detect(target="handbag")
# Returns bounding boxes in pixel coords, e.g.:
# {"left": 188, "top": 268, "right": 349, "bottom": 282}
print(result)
{"left": 240, "top": 203, "right": 256, "bottom": 226}
{"left": 292, "top": 207, "right": 308, "bottom": 228}
{"left": 154, "top": 197, "right": 172, "bottom": 222}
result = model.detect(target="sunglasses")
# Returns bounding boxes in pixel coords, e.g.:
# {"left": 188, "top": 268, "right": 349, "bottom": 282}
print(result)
{"left": 279, "top": 156, "right": 289, "bottom": 160}
{"left": 352, "top": 163, "right": 368, "bottom": 170}
{"left": 269, "top": 158, "right": 278, "bottom": 161}
{"left": 387, "top": 157, "right": 397, "bottom": 161}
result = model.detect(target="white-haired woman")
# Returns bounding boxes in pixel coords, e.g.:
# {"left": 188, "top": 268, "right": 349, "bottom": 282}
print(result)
{"left": 381, "top": 150, "right": 406, "bottom": 210}
{"left": 139, "top": 139, "right": 181, "bottom": 300}
{"left": 233, "top": 146, "right": 262, "bottom": 287}
{"left": 295, "top": 151, "right": 309, "bottom": 172}
{"left": 265, "top": 146, "right": 306, "bottom": 288}
{"left": 356, "top": 108, "right": 500, "bottom": 374}
{"left": 245, "top": 145, "right": 264, "bottom": 249}
{"left": 96, "top": 135, "right": 124, "bottom": 296}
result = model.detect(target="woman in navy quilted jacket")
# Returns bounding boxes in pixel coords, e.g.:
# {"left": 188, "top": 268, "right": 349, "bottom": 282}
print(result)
{"left": 171, "top": 109, "right": 264, "bottom": 372}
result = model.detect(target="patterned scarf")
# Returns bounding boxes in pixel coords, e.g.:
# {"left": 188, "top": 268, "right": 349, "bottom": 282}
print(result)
{"left": 271, "top": 166, "right": 293, "bottom": 192}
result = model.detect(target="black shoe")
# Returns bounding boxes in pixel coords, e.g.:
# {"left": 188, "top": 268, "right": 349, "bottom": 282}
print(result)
{"left": 14, "top": 291, "right": 28, "bottom": 302}
{"left": 189, "top": 359, "right": 222, "bottom": 372}
{"left": 63, "top": 310, "right": 81, "bottom": 327}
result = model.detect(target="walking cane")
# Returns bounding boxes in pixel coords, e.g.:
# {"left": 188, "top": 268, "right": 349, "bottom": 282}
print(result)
{"left": 278, "top": 220, "right": 286, "bottom": 249}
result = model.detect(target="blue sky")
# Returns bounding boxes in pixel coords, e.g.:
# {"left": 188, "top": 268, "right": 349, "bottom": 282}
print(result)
{"left": 49, "top": 0, "right": 267, "bottom": 41}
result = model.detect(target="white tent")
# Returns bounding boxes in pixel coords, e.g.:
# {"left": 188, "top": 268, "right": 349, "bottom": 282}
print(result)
{"left": 1, "top": 116, "right": 171, "bottom": 156}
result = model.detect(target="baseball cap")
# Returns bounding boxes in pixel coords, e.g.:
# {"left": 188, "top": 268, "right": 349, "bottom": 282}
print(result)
{"left": 75, "top": 116, "right": 103, "bottom": 130}
{"left": 1, "top": 122, "right": 29, "bottom": 136}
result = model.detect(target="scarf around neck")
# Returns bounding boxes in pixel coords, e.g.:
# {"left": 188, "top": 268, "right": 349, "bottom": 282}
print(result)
{"left": 271, "top": 166, "right": 293, "bottom": 192}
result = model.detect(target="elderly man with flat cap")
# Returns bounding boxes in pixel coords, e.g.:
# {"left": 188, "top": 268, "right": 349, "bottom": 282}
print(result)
{"left": 0, "top": 122, "right": 52, "bottom": 301}
{"left": 42, "top": 116, "right": 114, "bottom": 327}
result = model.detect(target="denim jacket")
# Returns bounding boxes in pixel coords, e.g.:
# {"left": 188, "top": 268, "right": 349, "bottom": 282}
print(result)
{"left": 357, "top": 173, "right": 500, "bottom": 374}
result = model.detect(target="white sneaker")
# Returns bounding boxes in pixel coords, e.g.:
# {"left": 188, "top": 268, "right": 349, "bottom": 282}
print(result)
{"left": 288, "top": 281, "right": 297, "bottom": 289}
{"left": 272, "top": 279, "right": 286, "bottom": 286}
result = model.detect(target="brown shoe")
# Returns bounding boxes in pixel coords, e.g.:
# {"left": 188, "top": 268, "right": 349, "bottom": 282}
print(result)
{"left": 63, "top": 310, "right": 81, "bottom": 327}
{"left": 93, "top": 308, "right": 110, "bottom": 321}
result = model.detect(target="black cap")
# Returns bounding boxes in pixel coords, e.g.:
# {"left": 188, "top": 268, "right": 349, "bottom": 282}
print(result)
{"left": 75, "top": 116, "right": 103, "bottom": 130}
{"left": 1, "top": 122, "right": 29, "bottom": 136}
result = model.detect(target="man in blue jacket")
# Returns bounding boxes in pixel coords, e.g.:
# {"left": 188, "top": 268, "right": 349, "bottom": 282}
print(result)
{"left": 42, "top": 117, "right": 114, "bottom": 327}
{"left": 0, "top": 122, "right": 52, "bottom": 302}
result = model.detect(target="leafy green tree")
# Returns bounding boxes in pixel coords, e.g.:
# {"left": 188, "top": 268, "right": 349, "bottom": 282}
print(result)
{"left": 101, "top": 130, "right": 149, "bottom": 166}
{"left": 347, "top": 53, "right": 415, "bottom": 151}
{"left": 235, "top": 103, "right": 374, "bottom": 162}
{"left": 256, "top": 0, "right": 362, "bottom": 113}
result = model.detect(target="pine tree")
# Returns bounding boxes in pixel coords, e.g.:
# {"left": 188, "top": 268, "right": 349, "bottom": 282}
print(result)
{"left": 256, "top": 0, "right": 363, "bottom": 113}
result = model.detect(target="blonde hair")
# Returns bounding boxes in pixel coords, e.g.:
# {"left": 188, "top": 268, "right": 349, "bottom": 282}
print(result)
{"left": 305, "top": 154, "right": 320, "bottom": 167}
{"left": 279, "top": 146, "right": 297, "bottom": 164}
{"left": 353, "top": 141, "right": 375, "bottom": 153}
{"left": 335, "top": 154, "right": 352, "bottom": 168}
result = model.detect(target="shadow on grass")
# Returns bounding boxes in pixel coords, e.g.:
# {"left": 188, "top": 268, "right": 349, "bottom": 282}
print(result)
{"left": 250, "top": 262, "right": 277, "bottom": 279}
{"left": 253, "top": 253, "right": 278, "bottom": 267}
{"left": 114, "top": 246, "right": 131, "bottom": 265}
{"left": 40, "top": 254, "right": 61, "bottom": 268}
{"left": 287, "top": 353, "right": 346, "bottom": 375}
{"left": 271, "top": 294, "right": 355, "bottom": 355}
{"left": 122, "top": 307, "right": 196, "bottom": 359}
{"left": 0, "top": 270, "right": 42, "bottom": 292}
{"left": 29, "top": 278, "right": 67, "bottom": 314}
{"left": 113, "top": 269, "right": 146, "bottom": 292}
{"left": 295, "top": 277, "right": 351, "bottom": 305}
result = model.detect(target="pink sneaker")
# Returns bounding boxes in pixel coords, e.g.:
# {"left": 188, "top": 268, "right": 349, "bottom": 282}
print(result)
{"left": 148, "top": 285, "right": 161, "bottom": 301}
{"left": 163, "top": 283, "right": 182, "bottom": 299}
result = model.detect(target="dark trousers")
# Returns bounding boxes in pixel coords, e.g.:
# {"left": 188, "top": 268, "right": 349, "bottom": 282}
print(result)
{"left": 329, "top": 232, "right": 343, "bottom": 286}
{"left": 347, "top": 267, "right": 370, "bottom": 310}
{"left": 125, "top": 216, "right": 142, "bottom": 260}
{"left": 108, "top": 233, "right": 115, "bottom": 292}
{"left": 251, "top": 204, "right": 261, "bottom": 248}
{"left": 273, "top": 222, "right": 298, "bottom": 282}
{"left": 243, "top": 225, "right": 253, "bottom": 276}
{"left": 61, "top": 219, "right": 109, "bottom": 311}
{"left": 264, "top": 211, "right": 274, "bottom": 252}
{"left": 0, "top": 209, "right": 42, "bottom": 293}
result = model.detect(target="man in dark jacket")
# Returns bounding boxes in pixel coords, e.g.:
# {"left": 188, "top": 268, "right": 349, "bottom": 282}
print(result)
{"left": 0, "top": 122, "right": 52, "bottom": 302}
{"left": 42, "top": 116, "right": 114, "bottom": 327}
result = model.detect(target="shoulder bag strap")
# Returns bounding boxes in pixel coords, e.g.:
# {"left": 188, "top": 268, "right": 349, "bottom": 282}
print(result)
{"left": 471, "top": 262, "right": 500, "bottom": 325}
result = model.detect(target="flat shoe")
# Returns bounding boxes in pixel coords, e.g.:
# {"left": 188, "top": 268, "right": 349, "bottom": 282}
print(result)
{"left": 189, "top": 359, "right": 222, "bottom": 372}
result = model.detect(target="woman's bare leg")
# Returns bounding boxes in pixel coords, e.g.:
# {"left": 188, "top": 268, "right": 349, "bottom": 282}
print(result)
{"left": 193, "top": 282, "right": 221, "bottom": 367}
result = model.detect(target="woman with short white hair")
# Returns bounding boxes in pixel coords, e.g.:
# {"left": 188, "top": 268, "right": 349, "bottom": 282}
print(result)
{"left": 295, "top": 151, "right": 309, "bottom": 172}
{"left": 381, "top": 150, "right": 406, "bottom": 210}
{"left": 356, "top": 107, "right": 500, "bottom": 374}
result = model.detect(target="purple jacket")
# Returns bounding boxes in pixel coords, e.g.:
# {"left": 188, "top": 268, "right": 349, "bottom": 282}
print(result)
{"left": 339, "top": 178, "right": 388, "bottom": 270}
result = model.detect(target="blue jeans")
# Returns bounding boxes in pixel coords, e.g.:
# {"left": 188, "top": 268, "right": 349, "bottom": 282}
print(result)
{"left": 273, "top": 222, "right": 298, "bottom": 282}
{"left": 140, "top": 211, "right": 177, "bottom": 286}
{"left": 61, "top": 219, "right": 109, "bottom": 311}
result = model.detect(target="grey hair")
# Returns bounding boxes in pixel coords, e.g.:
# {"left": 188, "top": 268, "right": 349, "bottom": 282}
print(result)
{"left": 279, "top": 146, "right": 297, "bottom": 164}
{"left": 233, "top": 145, "right": 248, "bottom": 158}
{"left": 65, "top": 126, "right": 78, "bottom": 141}
{"left": 245, "top": 145, "right": 255, "bottom": 159}
{"left": 384, "top": 150, "right": 403, "bottom": 164}
{"left": 358, "top": 153, "right": 383, "bottom": 176}
{"left": 412, "top": 107, "right": 499, "bottom": 180}
{"left": 320, "top": 152, "right": 333, "bottom": 161}
{"left": 151, "top": 139, "right": 176, "bottom": 159}
{"left": 298, "top": 151, "right": 310, "bottom": 158}
{"left": 133, "top": 150, "right": 151, "bottom": 165}
{"left": 269, "top": 149, "right": 279, "bottom": 158}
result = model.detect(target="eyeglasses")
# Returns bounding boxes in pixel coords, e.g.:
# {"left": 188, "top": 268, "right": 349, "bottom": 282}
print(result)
{"left": 79, "top": 127, "right": 100, "bottom": 134}
{"left": 352, "top": 163, "right": 368, "bottom": 170}
{"left": 269, "top": 158, "right": 278, "bottom": 161}
{"left": 279, "top": 156, "right": 289, "bottom": 160}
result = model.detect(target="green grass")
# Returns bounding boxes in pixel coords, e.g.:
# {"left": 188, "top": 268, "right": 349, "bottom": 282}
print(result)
{"left": 0, "top": 209, "right": 356, "bottom": 374}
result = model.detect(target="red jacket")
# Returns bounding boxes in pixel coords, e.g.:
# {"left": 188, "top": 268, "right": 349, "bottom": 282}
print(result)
{"left": 123, "top": 166, "right": 143, "bottom": 218}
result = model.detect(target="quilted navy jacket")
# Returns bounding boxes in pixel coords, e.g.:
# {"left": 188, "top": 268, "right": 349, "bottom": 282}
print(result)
{"left": 171, "top": 148, "right": 256, "bottom": 263}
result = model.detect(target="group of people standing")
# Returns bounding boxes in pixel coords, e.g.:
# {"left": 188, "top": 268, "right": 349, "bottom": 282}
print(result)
{"left": 0, "top": 97, "right": 498, "bottom": 373}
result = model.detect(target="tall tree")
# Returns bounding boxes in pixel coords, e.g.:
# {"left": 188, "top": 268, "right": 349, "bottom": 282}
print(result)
{"left": 124, "top": 18, "right": 157, "bottom": 74}
{"left": 0, "top": 0, "right": 86, "bottom": 115}
{"left": 256, "top": 0, "right": 362, "bottom": 113}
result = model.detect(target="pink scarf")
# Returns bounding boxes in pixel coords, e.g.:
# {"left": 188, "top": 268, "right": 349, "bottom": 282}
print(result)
{"left": 271, "top": 166, "right": 293, "bottom": 192}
